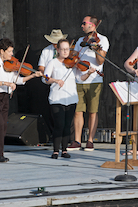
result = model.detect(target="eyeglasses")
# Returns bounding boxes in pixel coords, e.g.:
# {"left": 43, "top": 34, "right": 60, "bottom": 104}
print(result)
{"left": 81, "top": 21, "right": 95, "bottom": 26}
{"left": 59, "top": 48, "right": 70, "bottom": 52}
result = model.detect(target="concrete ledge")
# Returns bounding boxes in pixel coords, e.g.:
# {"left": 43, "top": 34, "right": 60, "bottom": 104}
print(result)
{"left": 0, "top": 190, "right": 138, "bottom": 206}
{"left": 51, "top": 190, "right": 138, "bottom": 205}
{"left": 0, "top": 197, "right": 47, "bottom": 207}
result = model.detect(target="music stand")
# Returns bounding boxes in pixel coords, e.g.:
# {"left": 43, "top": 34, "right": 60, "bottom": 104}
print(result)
{"left": 114, "top": 79, "right": 137, "bottom": 181}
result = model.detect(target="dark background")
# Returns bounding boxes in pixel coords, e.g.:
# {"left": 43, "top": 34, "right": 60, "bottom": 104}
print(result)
{"left": 9, "top": 0, "right": 138, "bottom": 137}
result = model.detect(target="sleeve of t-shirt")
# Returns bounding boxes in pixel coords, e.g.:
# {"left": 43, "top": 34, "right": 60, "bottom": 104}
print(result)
{"left": 13, "top": 73, "right": 25, "bottom": 85}
{"left": 42, "top": 59, "right": 54, "bottom": 84}
{"left": 74, "top": 37, "right": 83, "bottom": 52}
{"left": 100, "top": 36, "right": 109, "bottom": 52}
{"left": 38, "top": 49, "right": 48, "bottom": 67}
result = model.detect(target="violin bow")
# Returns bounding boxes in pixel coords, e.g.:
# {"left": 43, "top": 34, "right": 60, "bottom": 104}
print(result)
{"left": 87, "top": 20, "right": 102, "bottom": 42}
{"left": 58, "top": 40, "right": 75, "bottom": 89}
{"left": 10, "top": 45, "right": 30, "bottom": 99}
{"left": 70, "top": 39, "right": 75, "bottom": 48}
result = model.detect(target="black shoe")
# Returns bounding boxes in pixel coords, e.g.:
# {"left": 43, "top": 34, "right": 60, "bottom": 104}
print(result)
{"left": 61, "top": 153, "right": 71, "bottom": 158}
{"left": 51, "top": 153, "right": 58, "bottom": 159}
{"left": 0, "top": 156, "right": 9, "bottom": 162}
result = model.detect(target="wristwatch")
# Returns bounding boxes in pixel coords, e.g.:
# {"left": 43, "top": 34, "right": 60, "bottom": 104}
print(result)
{"left": 2, "top": 81, "right": 4, "bottom": 86}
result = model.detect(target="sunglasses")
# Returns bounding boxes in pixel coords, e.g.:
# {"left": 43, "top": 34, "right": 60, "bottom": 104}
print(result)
{"left": 82, "top": 21, "right": 95, "bottom": 26}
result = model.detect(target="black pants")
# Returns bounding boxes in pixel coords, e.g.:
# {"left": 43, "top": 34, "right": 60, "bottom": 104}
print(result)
{"left": 51, "top": 103, "right": 76, "bottom": 152}
{"left": 0, "top": 93, "right": 9, "bottom": 156}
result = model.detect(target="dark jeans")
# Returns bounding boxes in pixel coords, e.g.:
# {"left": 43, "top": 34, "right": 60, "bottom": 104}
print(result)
{"left": 0, "top": 93, "right": 9, "bottom": 156}
{"left": 51, "top": 103, "right": 76, "bottom": 152}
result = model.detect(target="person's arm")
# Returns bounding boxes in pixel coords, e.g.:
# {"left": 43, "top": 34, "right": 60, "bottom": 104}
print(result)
{"left": 38, "top": 48, "right": 46, "bottom": 74}
{"left": 38, "top": 66, "right": 45, "bottom": 74}
{"left": 124, "top": 48, "right": 138, "bottom": 76}
{"left": 46, "top": 78, "right": 64, "bottom": 87}
{"left": 23, "top": 71, "right": 43, "bottom": 83}
{"left": 93, "top": 35, "right": 109, "bottom": 65}
{"left": 0, "top": 81, "right": 16, "bottom": 91}
{"left": 95, "top": 49, "right": 107, "bottom": 65}
{"left": 81, "top": 66, "right": 96, "bottom": 81}
{"left": 38, "top": 46, "right": 52, "bottom": 74}
{"left": 43, "top": 59, "right": 64, "bottom": 87}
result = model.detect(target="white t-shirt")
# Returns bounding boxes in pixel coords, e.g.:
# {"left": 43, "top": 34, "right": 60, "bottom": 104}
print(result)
{"left": 42, "top": 58, "right": 79, "bottom": 106}
{"left": 0, "top": 58, "right": 25, "bottom": 94}
{"left": 75, "top": 33, "right": 109, "bottom": 84}
{"left": 38, "top": 44, "right": 55, "bottom": 68}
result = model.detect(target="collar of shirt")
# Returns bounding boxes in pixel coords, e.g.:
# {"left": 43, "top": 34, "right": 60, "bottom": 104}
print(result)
{"left": 0, "top": 57, "right": 3, "bottom": 66}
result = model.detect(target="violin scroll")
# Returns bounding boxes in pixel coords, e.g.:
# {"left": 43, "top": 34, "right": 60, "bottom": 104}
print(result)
{"left": 45, "top": 74, "right": 50, "bottom": 81}
{"left": 96, "top": 70, "right": 104, "bottom": 77}
{"left": 129, "top": 58, "right": 138, "bottom": 66}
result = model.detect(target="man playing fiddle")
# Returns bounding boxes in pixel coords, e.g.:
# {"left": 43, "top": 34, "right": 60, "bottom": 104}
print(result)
{"left": 67, "top": 15, "right": 109, "bottom": 151}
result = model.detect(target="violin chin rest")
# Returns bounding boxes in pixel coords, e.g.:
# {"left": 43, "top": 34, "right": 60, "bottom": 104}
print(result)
{"left": 65, "top": 65, "right": 70, "bottom": 69}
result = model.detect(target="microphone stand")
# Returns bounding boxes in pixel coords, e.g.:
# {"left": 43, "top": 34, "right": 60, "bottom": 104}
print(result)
{"left": 90, "top": 46, "right": 137, "bottom": 182}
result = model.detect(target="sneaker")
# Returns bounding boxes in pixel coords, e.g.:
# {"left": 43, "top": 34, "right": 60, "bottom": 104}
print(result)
{"left": 51, "top": 153, "right": 58, "bottom": 159}
{"left": 67, "top": 141, "right": 81, "bottom": 151}
{"left": 0, "top": 156, "right": 9, "bottom": 162}
{"left": 84, "top": 141, "right": 94, "bottom": 151}
{"left": 61, "top": 153, "right": 71, "bottom": 158}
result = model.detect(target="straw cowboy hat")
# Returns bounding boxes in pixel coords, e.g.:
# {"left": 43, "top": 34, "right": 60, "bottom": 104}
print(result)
{"left": 44, "top": 29, "right": 68, "bottom": 44}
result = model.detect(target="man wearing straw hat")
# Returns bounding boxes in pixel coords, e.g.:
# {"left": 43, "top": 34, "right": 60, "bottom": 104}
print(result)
{"left": 38, "top": 29, "right": 68, "bottom": 73}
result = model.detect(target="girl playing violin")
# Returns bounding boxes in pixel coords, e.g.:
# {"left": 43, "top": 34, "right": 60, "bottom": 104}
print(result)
{"left": 0, "top": 38, "right": 43, "bottom": 162}
{"left": 42, "top": 39, "right": 96, "bottom": 159}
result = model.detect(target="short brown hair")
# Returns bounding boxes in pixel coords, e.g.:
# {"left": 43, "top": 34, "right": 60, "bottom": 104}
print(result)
{"left": 86, "top": 15, "right": 98, "bottom": 25}
{"left": 57, "top": 39, "right": 69, "bottom": 49}
{"left": 0, "top": 38, "right": 14, "bottom": 51}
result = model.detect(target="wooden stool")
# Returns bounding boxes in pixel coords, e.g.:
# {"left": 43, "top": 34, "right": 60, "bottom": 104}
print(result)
{"left": 101, "top": 130, "right": 138, "bottom": 170}
{"left": 101, "top": 97, "right": 138, "bottom": 169}
{"left": 112, "top": 131, "right": 138, "bottom": 161}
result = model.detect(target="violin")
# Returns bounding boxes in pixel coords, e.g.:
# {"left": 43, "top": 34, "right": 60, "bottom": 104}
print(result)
{"left": 64, "top": 51, "right": 104, "bottom": 77}
{"left": 82, "top": 20, "right": 102, "bottom": 50}
{"left": 129, "top": 58, "right": 138, "bottom": 66}
{"left": 76, "top": 60, "right": 104, "bottom": 77}
{"left": 4, "top": 56, "right": 33, "bottom": 76}
{"left": 4, "top": 56, "right": 47, "bottom": 79}
{"left": 83, "top": 31, "right": 100, "bottom": 44}
{"left": 64, "top": 50, "right": 79, "bottom": 68}
{"left": 82, "top": 32, "right": 102, "bottom": 50}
